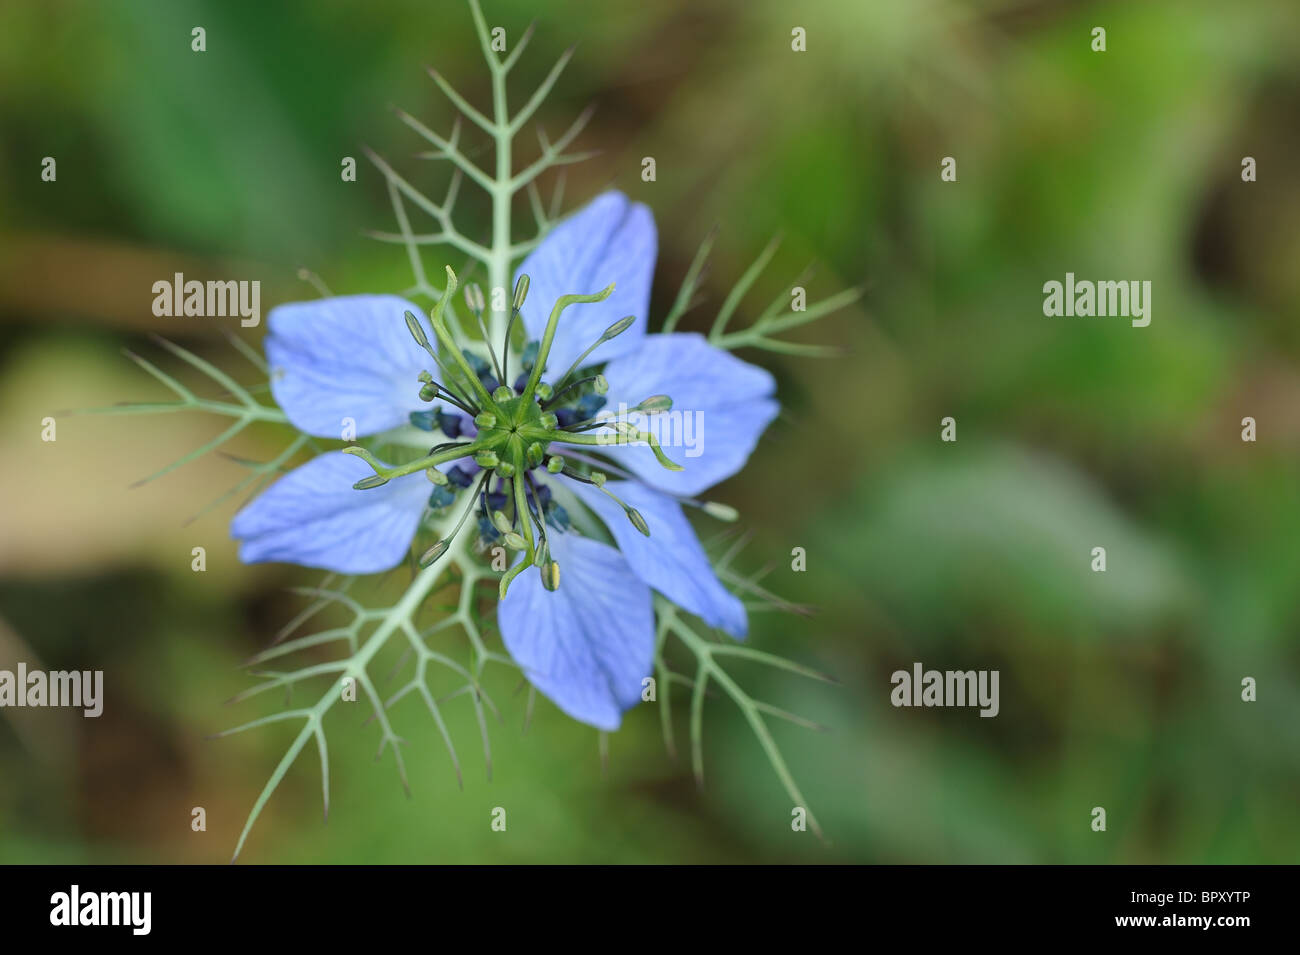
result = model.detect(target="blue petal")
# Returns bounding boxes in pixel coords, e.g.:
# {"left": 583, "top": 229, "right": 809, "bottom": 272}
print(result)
{"left": 514, "top": 191, "right": 656, "bottom": 376}
{"left": 568, "top": 479, "right": 747, "bottom": 638}
{"left": 266, "top": 294, "right": 435, "bottom": 438}
{"left": 231, "top": 451, "right": 428, "bottom": 573}
{"left": 498, "top": 532, "right": 654, "bottom": 731}
{"left": 599, "top": 332, "right": 778, "bottom": 496}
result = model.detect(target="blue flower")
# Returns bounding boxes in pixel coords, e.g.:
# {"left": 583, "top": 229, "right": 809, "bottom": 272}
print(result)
{"left": 232, "top": 191, "right": 778, "bottom": 730}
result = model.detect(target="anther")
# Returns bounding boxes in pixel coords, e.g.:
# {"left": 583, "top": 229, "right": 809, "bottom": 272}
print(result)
{"left": 626, "top": 506, "right": 650, "bottom": 537}
{"left": 404, "top": 310, "right": 431, "bottom": 350}
{"left": 634, "top": 394, "right": 672, "bottom": 414}
{"left": 464, "top": 283, "right": 486, "bottom": 315}
{"left": 418, "top": 539, "right": 450, "bottom": 568}
{"left": 551, "top": 315, "right": 635, "bottom": 393}
{"left": 701, "top": 501, "right": 738, "bottom": 522}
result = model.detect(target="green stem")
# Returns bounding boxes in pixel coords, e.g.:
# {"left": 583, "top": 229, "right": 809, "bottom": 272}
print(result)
{"left": 480, "top": 0, "right": 512, "bottom": 349}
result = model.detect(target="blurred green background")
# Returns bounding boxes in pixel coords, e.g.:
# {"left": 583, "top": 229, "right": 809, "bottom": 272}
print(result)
{"left": 2, "top": 0, "right": 1299, "bottom": 863}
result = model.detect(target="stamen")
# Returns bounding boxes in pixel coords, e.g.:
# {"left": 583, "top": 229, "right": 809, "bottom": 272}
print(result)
{"left": 430, "top": 385, "right": 478, "bottom": 416}
{"left": 417, "top": 472, "right": 489, "bottom": 568}
{"left": 519, "top": 283, "right": 616, "bottom": 407}
{"left": 499, "top": 274, "right": 530, "bottom": 386}
{"left": 497, "top": 466, "right": 538, "bottom": 599}
{"left": 417, "top": 539, "right": 449, "bottom": 566}
{"left": 403, "top": 310, "right": 479, "bottom": 413}
{"left": 522, "top": 473, "right": 556, "bottom": 589}
{"left": 699, "top": 501, "right": 739, "bottom": 522}
{"left": 544, "top": 374, "right": 602, "bottom": 409}
{"left": 633, "top": 394, "right": 671, "bottom": 414}
{"left": 580, "top": 476, "right": 652, "bottom": 537}
{"left": 552, "top": 315, "right": 635, "bottom": 393}
{"left": 463, "top": 282, "right": 507, "bottom": 387}
{"left": 427, "top": 267, "right": 502, "bottom": 414}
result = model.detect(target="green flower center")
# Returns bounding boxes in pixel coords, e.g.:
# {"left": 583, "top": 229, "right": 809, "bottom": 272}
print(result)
{"left": 345, "top": 266, "right": 683, "bottom": 598}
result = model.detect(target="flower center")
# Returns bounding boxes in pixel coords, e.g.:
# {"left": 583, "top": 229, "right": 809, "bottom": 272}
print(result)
{"left": 345, "top": 266, "right": 683, "bottom": 598}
